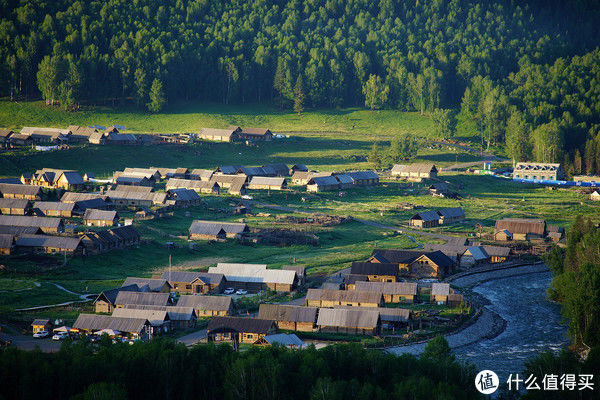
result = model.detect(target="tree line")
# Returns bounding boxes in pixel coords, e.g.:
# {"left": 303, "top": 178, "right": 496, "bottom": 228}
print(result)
{"left": 545, "top": 216, "right": 600, "bottom": 349}
{"left": 0, "top": 338, "right": 482, "bottom": 400}
{"left": 0, "top": 0, "right": 599, "bottom": 115}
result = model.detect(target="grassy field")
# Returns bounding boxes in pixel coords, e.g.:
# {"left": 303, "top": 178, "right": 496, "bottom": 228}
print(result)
{"left": 0, "top": 101, "right": 590, "bottom": 318}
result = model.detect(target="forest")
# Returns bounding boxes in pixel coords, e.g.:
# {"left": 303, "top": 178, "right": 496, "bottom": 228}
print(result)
{"left": 1, "top": 0, "right": 600, "bottom": 170}
{"left": 0, "top": 338, "right": 483, "bottom": 400}
{"left": 546, "top": 216, "right": 600, "bottom": 350}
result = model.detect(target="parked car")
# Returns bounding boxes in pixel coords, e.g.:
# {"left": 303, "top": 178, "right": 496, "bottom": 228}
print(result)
{"left": 224, "top": 287, "right": 235, "bottom": 295}
{"left": 235, "top": 289, "right": 248, "bottom": 295}
{"left": 33, "top": 331, "right": 49, "bottom": 339}
{"left": 52, "top": 331, "right": 69, "bottom": 341}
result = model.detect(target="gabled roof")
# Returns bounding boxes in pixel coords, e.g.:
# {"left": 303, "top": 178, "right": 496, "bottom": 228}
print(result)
{"left": 346, "top": 171, "right": 379, "bottom": 181}
{"left": 334, "top": 174, "right": 353, "bottom": 184}
{"left": 166, "top": 178, "right": 217, "bottom": 192}
{"left": 306, "top": 289, "right": 383, "bottom": 304}
{"left": 73, "top": 198, "right": 109, "bottom": 211}
{"left": 31, "top": 318, "right": 51, "bottom": 326}
{"left": 189, "top": 220, "right": 248, "bottom": 235}
{"left": 316, "top": 308, "right": 380, "bottom": 329}
{"left": 482, "top": 245, "right": 511, "bottom": 257}
{"left": 371, "top": 249, "right": 438, "bottom": 264}
{"left": 122, "top": 304, "right": 195, "bottom": 321}
{"left": 0, "top": 215, "right": 62, "bottom": 229}
{"left": 84, "top": 209, "right": 117, "bottom": 221}
{"left": 160, "top": 271, "right": 224, "bottom": 285}
{"left": 350, "top": 262, "right": 398, "bottom": 276}
{"left": 410, "top": 210, "right": 440, "bottom": 222}
{"left": 94, "top": 285, "right": 140, "bottom": 306}
{"left": 61, "top": 192, "right": 108, "bottom": 203}
{"left": 58, "top": 171, "right": 84, "bottom": 185}
{"left": 464, "top": 246, "right": 489, "bottom": 261}
{"left": 0, "top": 225, "right": 41, "bottom": 235}
{"left": 73, "top": 314, "right": 148, "bottom": 334}
{"left": 199, "top": 128, "right": 238, "bottom": 139}
{"left": 16, "top": 234, "right": 80, "bottom": 250}
{"left": 237, "top": 166, "right": 266, "bottom": 176}
{"left": 114, "top": 291, "right": 170, "bottom": 307}
{"left": 176, "top": 295, "right": 232, "bottom": 311}
{"left": 307, "top": 176, "right": 339, "bottom": 186}
{"left": 241, "top": 127, "right": 271, "bottom": 136}
{"left": 109, "top": 226, "right": 141, "bottom": 241}
{"left": 111, "top": 308, "right": 169, "bottom": 326}
{"left": 122, "top": 277, "right": 169, "bottom": 292}
{"left": 262, "top": 163, "right": 289, "bottom": 176}
{"left": 207, "top": 316, "right": 275, "bottom": 334}
{"left": 258, "top": 304, "right": 317, "bottom": 323}
{"left": 334, "top": 306, "right": 410, "bottom": 322}
{"left": 0, "top": 183, "right": 41, "bottom": 196}
{"left": 391, "top": 163, "right": 437, "bottom": 174}
{"left": 437, "top": 207, "right": 465, "bottom": 219}
{"left": 0, "top": 198, "right": 31, "bottom": 209}
{"left": 168, "top": 188, "right": 202, "bottom": 202}
{"left": 190, "top": 169, "right": 214, "bottom": 179}
{"left": 354, "top": 281, "right": 417, "bottom": 296}
{"left": 262, "top": 333, "right": 304, "bottom": 347}
{"left": 291, "top": 164, "right": 308, "bottom": 171}
{"left": 209, "top": 263, "right": 296, "bottom": 285}
{"left": 33, "top": 201, "right": 75, "bottom": 212}
{"left": 495, "top": 218, "right": 546, "bottom": 235}
{"left": 431, "top": 283, "right": 451, "bottom": 296}
{"left": 248, "top": 176, "right": 286, "bottom": 187}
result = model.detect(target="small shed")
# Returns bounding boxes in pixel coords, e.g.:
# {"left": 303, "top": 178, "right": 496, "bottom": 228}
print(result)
{"left": 409, "top": 210, "right": 440, "bottom": 228}
{"left": 31, "top": 319, "right": 52, "bottom": 334}
{"left": 430, "top": 283, "right": 452, "bottom": 304}
{"left": 84, "top": 209, "right": 119, "bottom": 227}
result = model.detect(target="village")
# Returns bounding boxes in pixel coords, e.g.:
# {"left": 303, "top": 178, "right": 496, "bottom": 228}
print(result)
{"left": 1, "top": 123, "right": 599, "bottom": 351}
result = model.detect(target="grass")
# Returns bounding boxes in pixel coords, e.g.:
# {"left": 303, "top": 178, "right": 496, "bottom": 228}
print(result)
{"left": 0, "top": 101, "right": 439, "bottom": 138}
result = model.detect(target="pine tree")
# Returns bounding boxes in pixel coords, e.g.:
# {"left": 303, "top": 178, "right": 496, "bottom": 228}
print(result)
{"left": 147, "top": 78, "right": 166, "bottom": 113}
{"left": 368, "top": 142, "right": 383, "bottom": 169}
{"left": 362, "top": 75, "right": 389, "bottom": 110}
{"left": 573, "top": 149, "right": 582, "bottom": 175}
{"left": 293, "top": 74, "right": 305, "bottom": 115}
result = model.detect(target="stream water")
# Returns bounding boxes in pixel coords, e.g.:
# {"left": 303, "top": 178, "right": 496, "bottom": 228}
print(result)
{"left": 454, "top": 271, "right": 569, "bottom": 382}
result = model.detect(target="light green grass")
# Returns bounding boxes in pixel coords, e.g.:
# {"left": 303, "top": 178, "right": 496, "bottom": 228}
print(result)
{"left": 0, "top": 101, "right": 438, "bottom": 137}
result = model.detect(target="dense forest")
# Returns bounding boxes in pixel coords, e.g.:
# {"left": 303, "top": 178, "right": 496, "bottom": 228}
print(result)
{"left": 546, "top": 216, "right": 600, "bottom": 349}
{"left": 1, "top": 0, "right": 600, "bottom": 169}
{"left": 0, "top": 338, "right": 483, "bottom": 400}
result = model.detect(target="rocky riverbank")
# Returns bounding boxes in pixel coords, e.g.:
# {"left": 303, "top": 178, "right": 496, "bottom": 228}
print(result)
{"left": 386, "top": 262, "right": 549, "bottom": 355}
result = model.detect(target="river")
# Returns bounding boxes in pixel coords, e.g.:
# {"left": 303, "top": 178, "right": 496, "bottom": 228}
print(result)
{"left": 454, "top": 271, "right": 569, "bottom": 381}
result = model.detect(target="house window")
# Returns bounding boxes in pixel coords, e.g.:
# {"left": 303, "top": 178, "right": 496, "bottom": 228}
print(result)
{"left": 247, "top": 334, "right": 253, "bottom": 339}
{"left": 186, "top": 285, "right": 192, "bottom": 290}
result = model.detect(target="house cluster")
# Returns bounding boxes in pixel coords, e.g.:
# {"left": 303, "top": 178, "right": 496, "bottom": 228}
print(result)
{"left": 494, "top": 218, "right": 564, "bottom": 243}
{"left": 0, "top": 174, "right": 148, "bottom": 256}
{"left": 206, "top": 271, "right": 463, "bottom": 346}
{"left": 188, "top": 220, "right": 249, "bottom": 241}
{"left": 424, "top": 238, "right": 511, "bottom": 268}
{"left": 391, "top": 163, "right": 438, "bottom": 182}
{"left": 290, "top": 170, "right": 380, "bottom": 192}
{"left": 198, "top": 126, "right": 274, "bottom": 142}
{"left": 0, "top": 126, "right": 139, "bottom": 147}
{"left": 409, "top": 207, "right": 466, "bottom": 228}
{"left": 71, "top": 264, "right": 305, "bottom": 342}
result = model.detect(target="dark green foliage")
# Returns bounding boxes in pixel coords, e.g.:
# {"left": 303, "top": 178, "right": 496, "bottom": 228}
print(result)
{"left": 520, "top": 348, "right": 600, "bottom": 400}
{"left": 0, "top": 0, "right": 599, "bottom": 112}
{"left": 548, "top": 216, "right": 600, "bottom": 346}
{"left": 389, "top": 134, "right": 419, "bottom": 162}
{"left": 0, "top": 340, "right": 482, "bottom": 400}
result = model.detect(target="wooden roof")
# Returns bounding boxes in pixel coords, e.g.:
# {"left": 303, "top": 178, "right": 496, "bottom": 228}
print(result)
{"left": 176, "top": 295, "right": 232, "bottom": 311}
{"left": 258, "top": 304, "right": 317, "bottom": 323}
{"left": 316, "top": 308, "right": 380, "bottom": 329}
{"left": 15, "top": 234, "right": 80, "bottom": 250}
{"left": 73, "top": 314, "right": 148, "bottom": 334}
{"left": 354, "top": 281, "right": 417, "bottom": 296}
{"left": 84, "top": 209, "right": 117, "bottom": 221}
{"left": 306, "top": 289, "right": 383, "bottom": 304}
{"left": 495, "top": 218, "right": 546, "bottom": 235}
{"left": 0, "top": 183, "right": 41, "bottom": 196}
{"left": 351, "top": 261, "right": 398, "bottom": 276}
{"left": 114, "top": 291, "right": 169, "bottom": 307}
{"left": 207, "top": 316, "right": 275, "bottom": 334}
{"left": 0, "top": 215, "right": 62, "bottom": 229}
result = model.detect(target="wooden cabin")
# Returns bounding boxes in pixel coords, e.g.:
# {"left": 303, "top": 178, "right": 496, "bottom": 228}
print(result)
{"left": 161, "top": 271, "right": 225, "bottom": 294}
{"left": 258, "top": 304, "right": 317, "bottom": 332}
{"left": 83, "top": 209, "right": 119, "bottom": 227}
{"left": 176, "top": 295, "right": 233, "bottom": 317}
{"left": 354, "top": 281, "right": 418, "bottom": 303}
{"left": 305, "top": 289, "right": 383, "bottom": 308}
{"left": 207, "top": 316, "right": 277, "bottom": 345}
{"left": 316, "top": 308, "right": 381, "bottom": 336}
